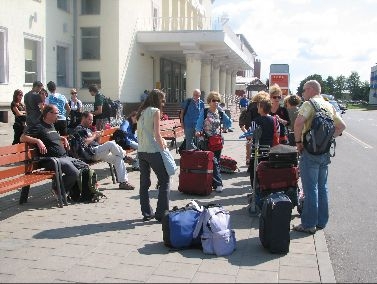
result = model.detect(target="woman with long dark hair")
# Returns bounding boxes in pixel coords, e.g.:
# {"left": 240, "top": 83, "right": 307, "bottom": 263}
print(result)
{"left": 136, "top": 89, "right": 170, "bottom": 222}
{"left": 10, "top": 89, "right": 26, "bottom": 144}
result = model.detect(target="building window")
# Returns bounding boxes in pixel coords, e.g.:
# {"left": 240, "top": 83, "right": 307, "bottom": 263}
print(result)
{"left": 0, "top": 28, "right": 8, "bottom": 84}
{"left": 81, "top": 0, "right": 100, "bottom": 15}
{"left": 57, "top": 45, "right": 68, "bottom": 87}
{"left": 81, "top": 27, "right": 100, "bottom": 59}
{"left": 81, "top": 72, "right": 100, "bottom": 88}
{"left": 24, "top": 36, "right": 42, "bottom": 84}
{"left": 57, "top": 0, "right": 70, "bottom": 12}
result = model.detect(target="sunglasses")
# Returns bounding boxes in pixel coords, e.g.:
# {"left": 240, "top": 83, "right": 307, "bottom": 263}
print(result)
{"left": 211, "top": 99, "right": 220, "bottom": 103}
{"left": 272, "top": 96, "right": 282, "bottom": 99}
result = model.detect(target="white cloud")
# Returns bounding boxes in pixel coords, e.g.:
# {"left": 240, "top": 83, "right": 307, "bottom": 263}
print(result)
{"left": 213, "top": 0, "right": 376, "bottom": 92}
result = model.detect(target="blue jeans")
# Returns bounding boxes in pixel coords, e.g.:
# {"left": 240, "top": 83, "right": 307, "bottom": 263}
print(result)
{"left": 299, "top": 150, "right": 331, "bottom": 228}
{"left": 212, "top": 149, "right": 222, "bottom": 188}
{"left": 184, "top": 127, "right": 197, "bottom": 150}
{"left": 138, "top": 152, "right": 170, "bottom": 220}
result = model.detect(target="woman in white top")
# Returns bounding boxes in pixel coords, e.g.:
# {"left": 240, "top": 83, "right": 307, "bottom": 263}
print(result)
{"left": 136, "top": 89, "right": 169, "bottom": 222}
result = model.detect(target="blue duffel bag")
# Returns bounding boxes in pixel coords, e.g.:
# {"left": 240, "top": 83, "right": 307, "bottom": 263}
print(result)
{"left": 162, "top": 200, "right": 203, "bottom": 249}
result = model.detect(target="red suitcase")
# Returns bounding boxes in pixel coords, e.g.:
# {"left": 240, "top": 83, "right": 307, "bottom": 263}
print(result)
{"left": 256, "top": 161, "right": 299, "bottom": 191}
{"left": 178, "top": 150, "right": 214, "bottom": 196}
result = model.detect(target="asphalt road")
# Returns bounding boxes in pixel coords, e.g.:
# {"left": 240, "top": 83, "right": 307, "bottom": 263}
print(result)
{"left": 325, "top": 109, "right": 377, "bottom": 283}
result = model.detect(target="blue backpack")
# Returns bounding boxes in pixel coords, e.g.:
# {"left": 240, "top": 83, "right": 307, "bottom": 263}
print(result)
{"left": 162, "top": 201, "right": 203, "bottom": 249}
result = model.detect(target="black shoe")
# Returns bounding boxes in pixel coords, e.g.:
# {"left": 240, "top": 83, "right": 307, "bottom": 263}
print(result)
{"left": 155, "top": 216, "right": 162, "bottom": 222}
{"left": 143, "top": 215, "right": 155, "bottom": 221}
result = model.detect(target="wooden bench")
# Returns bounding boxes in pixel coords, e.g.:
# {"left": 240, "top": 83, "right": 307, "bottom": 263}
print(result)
{"left": 89, "top": 127, "right": 137, "bottom": 183}
{"left": 160, "top": 119, "right": 184, "bottom": 153}
{"left": 0, "top": 143, "right": 66, "bottom": 207}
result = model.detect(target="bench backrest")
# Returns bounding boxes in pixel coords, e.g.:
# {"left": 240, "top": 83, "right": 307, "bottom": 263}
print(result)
{"left": 0, "top": 143, "right": 40, "bottom": 179}
{"left": 98, "top": 127, "right": 119, "bottom": 144}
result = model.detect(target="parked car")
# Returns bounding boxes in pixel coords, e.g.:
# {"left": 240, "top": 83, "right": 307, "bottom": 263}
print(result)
{"left": 329, "top": 100, "right": 345, "bottom": 116}
{"left": 337, "top": 101, "right": 348, "bottom": 111}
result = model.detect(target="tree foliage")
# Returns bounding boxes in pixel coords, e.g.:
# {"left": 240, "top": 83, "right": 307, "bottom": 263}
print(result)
{"left": 297, "top": 71, "right": 370, "bottom": 101}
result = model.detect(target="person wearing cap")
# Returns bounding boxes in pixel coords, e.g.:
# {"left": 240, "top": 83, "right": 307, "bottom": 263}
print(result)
{"left": 24, "top": 80, "right": 44, "bottom": 129}
{"left": 45, "top": 81, "right": 71, "bottom": 136}
{"left": 67, "top": 88, "right": 83, "bottom": 131}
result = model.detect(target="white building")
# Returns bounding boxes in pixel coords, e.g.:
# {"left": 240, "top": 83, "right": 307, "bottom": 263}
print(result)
{"left": 0, "top": 0, "right": 256, "bottom": 119}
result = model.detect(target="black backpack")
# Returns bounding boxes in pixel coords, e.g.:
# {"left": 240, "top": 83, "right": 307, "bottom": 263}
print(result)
{"left": 101, "top": 95, "right": 117, "bottom": 119}
{"left": 68, "top": 132, "right": 96, "bottom": 162}
{"left": 303, "top": 99, "right": 335, "bottom": 155}
{"left": 70, "top": 167, "right": 106, "bottom": 203}
{"left": 112, "top": 129, "right": 129, "bottom": 150}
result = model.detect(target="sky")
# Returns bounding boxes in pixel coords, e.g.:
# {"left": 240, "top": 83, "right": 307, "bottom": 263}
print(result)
{"left": 212, "top": 0, "right": 377, "bottom": 93}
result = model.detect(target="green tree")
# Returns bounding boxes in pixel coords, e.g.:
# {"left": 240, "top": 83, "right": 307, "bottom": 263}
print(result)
{"left": 347, "top": 71, "right": 361, "bottom": 100}
{"left": 296, "top": 74, "right": 325, "bottom": 96}
{"left": 334, "top": 75, "right": 346, "bottom": 99}
{"left": 297, "top": 71, "right": 370, "bottom": 102}
{"left": 356, "top": 81, "right": 370, "bottom": 101}
{"left": 324, "top": 76, "right": 335, "bottom": 96}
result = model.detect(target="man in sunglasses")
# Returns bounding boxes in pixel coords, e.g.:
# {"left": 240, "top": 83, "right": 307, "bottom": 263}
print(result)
{"left": 20, "top": 104, "right": 88, "bottom": 203}
{"left": 180, "top": 89, "right": 205, "bottom": 150}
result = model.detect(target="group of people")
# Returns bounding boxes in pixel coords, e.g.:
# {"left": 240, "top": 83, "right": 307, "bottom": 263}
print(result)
{"left": 11, "top": 81, "right": 136, "bottom": 204}
{"left": 239, "top": 84, "right": 302, "bottom": 166}
{"left": 238, "top": 80, "right": 346, "bottom": 235}
{"left": 9, "top": 79, "right": 347, "bottom": 234}
{"left": 11, "top": 81, "right": 84, "bottom": 144}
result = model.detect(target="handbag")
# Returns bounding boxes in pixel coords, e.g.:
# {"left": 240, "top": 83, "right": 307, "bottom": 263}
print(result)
{"left": 160, "top": 148, "right": 177, "bottom": 176}
{"left": 207, "top": 135, "right": 223, "bottom": 152}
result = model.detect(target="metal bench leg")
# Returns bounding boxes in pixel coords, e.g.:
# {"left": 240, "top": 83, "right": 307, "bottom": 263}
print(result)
{"left": 19, "top": 185, "right": 30, "bottom": 204}
{"left": 109, "top": 163, "right": 117, "bottom": 184}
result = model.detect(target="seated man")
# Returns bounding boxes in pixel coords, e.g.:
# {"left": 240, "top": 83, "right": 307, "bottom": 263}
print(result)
{"left": 20, "top": 104, "right": 88, "bottom": 201}
{"left": 75, "top": 111, "right": 135, "bottom": 190}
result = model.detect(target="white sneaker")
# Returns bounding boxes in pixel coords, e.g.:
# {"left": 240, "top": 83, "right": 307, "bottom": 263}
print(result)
{"left": 215, "top": 186, "right": 223, "bottom": 192}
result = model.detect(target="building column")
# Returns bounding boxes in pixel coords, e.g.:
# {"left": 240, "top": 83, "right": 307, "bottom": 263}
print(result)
{"left": 211, "top": 62, "right": 220, "bottom": 93}
{"left": 219, "top": 66, "right": 226, "bottom": 97}
{"left": 185, "top": 53, "right": 202, "bottom": 99}
{"left": 231, "top": 71, "right": 237, "bottom": 97}
{"left": 171, "top": 0, "right": 178, "bottom": 30}
{"left": 225, "top": 69, "right": 232, "bottom": 97}
{"left": 162, "top": 0, "right": 171, "bottom": 31}
{"left": 201, "top": 59, "right": 211, "bottom": 100}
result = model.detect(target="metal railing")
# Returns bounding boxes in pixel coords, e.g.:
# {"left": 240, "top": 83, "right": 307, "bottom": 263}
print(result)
{"left": 137, "top": 16, "right": 225, "bottom": 32}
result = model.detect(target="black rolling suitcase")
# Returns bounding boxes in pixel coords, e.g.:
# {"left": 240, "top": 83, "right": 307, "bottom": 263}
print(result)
{"left": 268, "top": 144, "right": 298, "bottom": 168}
{"left": 259, "top": 192, "right": 292, "bottom": 254}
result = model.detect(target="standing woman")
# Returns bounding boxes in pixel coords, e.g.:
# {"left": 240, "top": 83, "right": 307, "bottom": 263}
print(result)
{"left": 10, "top": 89, "right": 26, "bottom": 144}
{"left": 269, "top": 84, "right": 290, "bottom": 144}
{"left": 67, "top": 88, "right": 83, "bottom": 130}
{"left": 136, "top": 89, "right": 170, "bottom": 222}
{"left": 195, "top": 91, "right": 232, "bottom": 193}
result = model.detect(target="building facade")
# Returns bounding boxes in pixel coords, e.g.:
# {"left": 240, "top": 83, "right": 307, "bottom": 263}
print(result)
{"left": 370, "top": 64, "right": 377, "bottom": 105}
{"left": 0, "top": 0, "right": 256, "bottom": 113}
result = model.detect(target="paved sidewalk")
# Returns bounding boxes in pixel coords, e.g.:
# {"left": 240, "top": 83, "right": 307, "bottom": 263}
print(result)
{"left": 0, "top": 104, "right": 335, "bottom": 283}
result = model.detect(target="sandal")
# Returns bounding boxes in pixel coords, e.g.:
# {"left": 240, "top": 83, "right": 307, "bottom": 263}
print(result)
{"left": 292, "top": 224, "right": 316, "bottom": 234}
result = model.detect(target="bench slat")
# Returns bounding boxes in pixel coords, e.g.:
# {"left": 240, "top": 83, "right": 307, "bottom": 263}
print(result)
{"left": 0, "top": 171, "right": 55, "bottom": 195}
{"left": 0, "top": 164, "right": 35, "bottom": 180}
